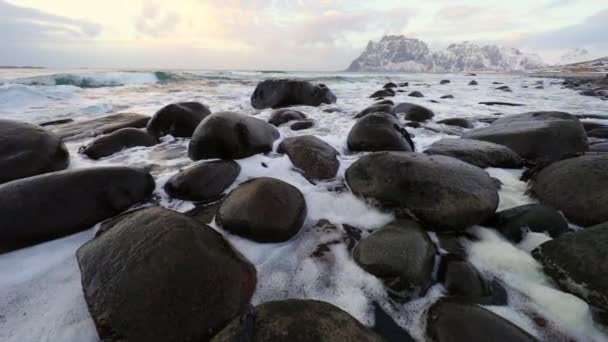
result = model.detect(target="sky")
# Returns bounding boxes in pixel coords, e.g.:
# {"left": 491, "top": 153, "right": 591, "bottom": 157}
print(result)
{"left": 0, "top": 0, "right": 606, "bottom": 70}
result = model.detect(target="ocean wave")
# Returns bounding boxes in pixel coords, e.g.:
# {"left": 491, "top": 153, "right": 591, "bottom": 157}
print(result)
{"left": 0, "top": 83, "right": 79, "bottom": 112}
{"left": 5, "top": 71, "right": 185, "bottom": 88}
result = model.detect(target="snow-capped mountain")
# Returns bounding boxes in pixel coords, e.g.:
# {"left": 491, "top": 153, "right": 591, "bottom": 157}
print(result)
{"left": 559, "top": 48, "right": 591, "bottom": 65}
{"left": 347, "top": 35, "right": 546, "bottom": 72}
{"left": 548, "top": 56, "right": 608, "bottom": 73}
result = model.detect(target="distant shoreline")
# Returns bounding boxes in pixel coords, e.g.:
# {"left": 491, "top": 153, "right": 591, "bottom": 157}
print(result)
{"left": 0, "top": 66, "right": 47, "bottom": 69}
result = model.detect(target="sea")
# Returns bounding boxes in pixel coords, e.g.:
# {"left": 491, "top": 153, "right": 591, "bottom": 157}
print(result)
{"left": 1, "top": 68, "right": 607, "bottom": 341}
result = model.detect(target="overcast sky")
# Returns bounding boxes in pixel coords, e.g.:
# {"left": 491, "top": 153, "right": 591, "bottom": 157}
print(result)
{"left": 0, "top": 0, "right": 606, "bottom": 70}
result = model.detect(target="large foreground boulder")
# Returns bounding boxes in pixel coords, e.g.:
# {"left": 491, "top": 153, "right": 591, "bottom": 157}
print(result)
{"left": 484, "top": 204, "right": 570, "bottom": 243}
{"left": 217, "top": 177, "right": 307, "bottom": 242}
{"left": 533, "top": 222, "right": 608, "bottom": 324}
{"left": 424, "top": 138, "right": 523, "bottom": 169}
{"left": 251, "top": 79, "right": 337, "bottom": 109}
{"left": 353, "top": 220, "right": 435, "bottom": 298}
{"left": 188, "top": 112, "right": 279, "bottom": 160}
{"left": 164, "top": 160, "right": 241, "bottom": 202}
{"left": 79, "top": 128, "right": 158, "bottom": 160}
{"left": 77, "top": 207, "right": 256, "bottom": 342}
{"left": 463, "top": 111, "right": 588, "bottom": 162}
{"left": 0, "top": 119, "right": 69, "bottom": 184}
{"left": 347, "top": 113, "right": 414, "bottom": 152}
{"left": 529, "top": 154, "right": 608, "bottom": 226}
{"left": 268, "top": 109, "right": 307, "bottom": 126}
{"left": 392, "top": 103, "right": 434, "bottom": 122}
{"left": 426, "top": 299, "right": 539, "bottom": 342}
{"left": 146, "top": 102, "right": 211, "bottom": 138}
{"left": 346, "top": 152, "right": 499, "bottom": 230}
{"left": 0, "top": 167, "right": 154, "bottom": 251}
{"left": 211, "top": 299, "right": 383, "bottom": 342}
{"left": 278, "top": 135, "right": 340, "bottom": 181}
{"left": 49, "top": 113, "right": 149, "bottom": 140}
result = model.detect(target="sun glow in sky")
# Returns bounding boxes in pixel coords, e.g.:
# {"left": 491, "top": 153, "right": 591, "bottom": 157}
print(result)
{"left": 1, "top": 0, "right": 607, "bottom": 70}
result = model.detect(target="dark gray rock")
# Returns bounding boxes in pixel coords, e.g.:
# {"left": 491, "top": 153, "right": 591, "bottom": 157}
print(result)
{"left": 345, "top": 152, "right": 499, "bottom": 230}
{"left": 79, "top": 128, "right": 158, "bottom": 160}
{"left": 484, "top": 204, "right": 570, "bottom": 243}
{"left": 268, "top": 109, "right": 307, "bottom": 126}
{"left": 399, "top": 82, "right": 409, "bottom": 87}
{"left": 590, "top": 142, "right": 608, "bottom": 153}
{"left": 440, "top": 95, "right": 454, "bottom": 99}
{"left": 355, "top": 103, "right": 394, "bottom": 119}
{"left": 408, "top": 91, "right": 424, "bottom": 98}
{"left": 496, "top": 86, "right": 513, "bottom": 92}
{"left": 587, "top": 127, "right": 608, "bottom": 139}
{"left": 290, "top": 120, "right": 315, "bottom": 131}
{"left": 217, "top": 177, "right": 307, "bottom": 242}
{"left": 164, "top": 160, "right": 240, "bottom": 202}
{"left": 469, "top": 80, "right": 478, "bottom": 86}
{"left": 392, "top": 103, "right": 434, "bottom": 122}
{"left": 424, "top": 138, "right": 523, "bottom": 169}
{"left": 251, "top": 79, "right": 337, "bottom": 109}
{"left": 211, "top": 299, "right": 383, "bottom": 342}
{"left": 353, "top": 220, "right": 435, "bottom": 298}
{"left": 146, "top": 102, "right": 211, "bottom": 138}
{"left": 372, "top": 302, "right": 416, "bottom": 342}
{"left": 347, "top": 113, "right": 414, "bottom": 152}
{"left": 370, "top": 89, "right": 395, "bottom": 98}
{"left": 436, "top": 118, "right": 473, "bottom": 128}
{"left": 0, "top": 119, "right": 69, "bottom": 184}
{"left": 38, "top": 118, "right": 74, "bottom": 126}
{"left": 440, "top": 80, "right": 451, "bottom": 84}
{"left": 479, "top": 102, "right": 525, "bottom": 107}
{"left": 189, "top": 112, "right": 279, "bottom": 160}
{"left": 278, "top": 135, "right": 340, "bottom": 181}
{"left": 582, "top": 121, "right": 608, "bottom": 132}
{"left": 384, "top": 82, "right": 398, "bottom": 89}
{"left": 529, "top": 154, "right": 608, "bottom": 226}
{"left": 49, "top": 113, "right": 150, "bottom": 140}
{"left": 438, "top": 255, "right": 506, "bottom": 305}
{"left": 375, "top": 99, "right": 395, "bottom": 106}
{"left": 77, "top": 207, "right": 256, "bottom": 342}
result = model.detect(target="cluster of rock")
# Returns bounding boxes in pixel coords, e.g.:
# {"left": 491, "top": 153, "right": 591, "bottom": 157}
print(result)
{"left": 562, "top": 76, "right": 608, "bottom": 100}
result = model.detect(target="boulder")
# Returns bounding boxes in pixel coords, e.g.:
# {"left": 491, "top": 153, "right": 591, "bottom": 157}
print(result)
{"left": 347, "top": 113, "right": 414, "bottom": 152}
{"left": 462, "top": 111, "right": 588, "bottom": 162}
{"left": 587, "top": 127, "right": 608, "bottom": 139}
{"left": 251, "top": 79, "right": 336, "bottom": 109}
{"left": 0, "top": 119, "right": 69, "bottom": 184}
{"left": 211, "top": 299, "right": 383, "bottom": 342}
{"left": 0, "top": 167, "right": 154, "bottom": 251}
{"left": 345, "top": 152, "right": 499, "bottom": 230}
{"left": 440, "top": 80, "right": 451, "bottom": 85}
{"left": 79, "top": 128, "right": 158, "bottom": 160}
{"left": 217, "top": 177, "right": 307, "bottom": 242}
{"left": 440, "top": 95, "right": 454, "bottom": 99}
{"left": 38, "top": 118, "right": 74, "bottom": 126}
{"left": 437, "top": 118, "right": 473, "bottom": 128}
{"left": 268, "top": 109, "right": 307, "bottom": 126}
{"left": 49, "top": 113, "right": 149, "bottom": 140}
{"left": 146, "top": 102, "right": 211, "bottom": 138}
{"left": 426, "top": 299, "right": 539, "bottom": 342}
{"left": 496, "top": 86, "right": 513, "bottom": 92}
{"left": 529, "top": 154, "right": 608, "bottom": 226}
{"left": 384, "top": 82, "right": 398, "bottom": 89}
{"left": 164, "top": 160, "right": 241, "bottom": 202}
{"left": 590, "top": 142, "right": 608, "bottom": 153}
{"left": 278, "top": 135, "right": 340, "bottom": 181}
{"left": 408, "top": 91, "right": 424, "bottom": 98}
{"left": 370, "top": 89, "right": 395, "bottom": 98}
{"left": 484, "top": 204, "right": 570, "bottom": 243}
{"left": 354, "top": 103, "right": 394, "bottom": 119}
{"left": 77, "top": 207, "right": 256, "bottom": 342}
{"left": 372, "top": 302, "right": 416, "bottom": 341}
{"left": 479, "top": 102, "right": 525, "bottom": 107}
{"left": 468, "top": 80, "right": 478, "bottom": 86}
{"left": 392, "top": 103, "right": 434, "bottom": 122}
{"left": 188, "top": 112, "right": 279, "bottom": 160}
{"left": 353, "top": 220, "right": 435, "bottom": 298}
{"left": 399, "top": 82, "right": 409, "bottom": 87}
{"left": 290, "top": 120, "right": 315, "bottom": 131}
{"left": 439, "top": 255, "right": 506, "bottom": 305}
{"left": 375, "top": 99, "right": 394, "bottom": 106}
{"left": 424, "top": 138, "right": 523, "bottom": 169}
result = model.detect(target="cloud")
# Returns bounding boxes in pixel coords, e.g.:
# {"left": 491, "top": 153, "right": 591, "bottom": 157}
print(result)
{"left": 545, "top": 0, "right": 577, "bottom": 9}
{"left": 435, "top": 6, "right": 481, "bottom": 21}
{"left": 135, "top": 2, "right": 180, "bottom": 36}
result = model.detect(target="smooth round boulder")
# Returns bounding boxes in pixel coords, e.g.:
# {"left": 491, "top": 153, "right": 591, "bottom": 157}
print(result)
{"left": 164, "top": 160, "right": 241, "bottom": 202}
{"left": 370, "top": 89, "right": 395, "bottom": 98}
{"left": 440, "top": 80, "right": 451, "bottom": 85}
{"left": 211, "top": 299, "right": 383, "bottom": 342}
{"left": 0, "top": 167, "right": 154, "bottom": 251}
{"left": 392, "top": 103, "right": 435, "bottom": 122}
{"left": 587, "top": 127, "right": 608, "bottom": 139}
{"left": 438, "top": 255, "right": 506, "bottom": 305}
{"left": 278, "top": 135, "right": 340, "bottom": 181}
{"left": 188, "top": 112, "right": 279, "bottom": 160}
{"left": 79, "top": 128, "right": 158, "bottom": 160}
{"left": 354, "top": 103, "right": 394, "bottom": 119}
{"left": 469, "top": 80, "right": 479, "bottom": 86}
{"left": 347, "top": 113, "right": 414, "bottom": 152}
{"left": 437, "top": 118, "right": 473, "bottom": 128}
{"left": 146, "top": 102, "right": 211, "bottom": 138}
{"left": 345, "top": 152, "right": 499, "bottom": 230}
{"left": 440, "top": 95, "right": 455, "bottom": 99}
{"left": 426, "top": 299, "right": 539, "bottom": 342}
{"left": 217, "top": 177, "right": 307, "bottom": 242}
{"left": 353, "top": 220, "right": 435, "bottom": 298}
{"left": 484, "top": 204, "right": 570, "bottom": 243}
{"left": 383, "top": 82, "right": 398, "bottom": 89}
{"left": 77, "top": 207, "right": 256, "bottom": 342}
{"left": 408, "top": 91, "right": 424, "bottom": 98}
{"left": 529, "top": 154, "right": 608, "bottom": 226}
{"left": 0, "top": 119, "right": 69, "bottom": 184}
{"left": 290, "top": 120, "right": 315, "bottom": 131}
{"left": 268, "top": 109, "right": 307, "bottom": 126}
{"left": 424, "top": 138, "right": 523, "bottom": 169}
{"left": 251, "top": 79, "right": 337, "bottom": 109}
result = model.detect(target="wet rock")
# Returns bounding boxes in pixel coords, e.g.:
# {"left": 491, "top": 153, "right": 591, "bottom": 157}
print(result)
{"left": 251, "top": 79, "right": 337, "bottom": 109}
{"left": 426, "top": 299, "right": 539, "bottom": 342}
{"left": 408, "top": 91, "right": 424, "bottom": 98}
{"left": 484, "top": 204, "right": 570, "bottom": 243}
{"left": 440, "top": 95, "right": 454, "bottom": 99}
{"left": 424, "top": 138, "right": 523, "bottom": 169}
{"left": 164, "top": 160, "right": 240, "bottom": 202}
{"left": 375, "top": 99, "right": 395, "bottom": 106}
{"left": 268, "top": 108, "right": 307, "bottom": 126}
{"left": 185, "top": 201, "right": 223, "bottom": 224}
{"left": 468, "top": 80, "right": 478, "bottom": 86}
{"left": 347, "top": 113, "right": 414, "bottom": 152}
{"left": 370, "top": 89, "right": 395, "bottom": 98}
{"left": 436, "top": 233, "right": 468, "bottom": 259}
{"left": 353, "top": 220, "right": 435, "bottom": 298}
{"left": 436, "top": 118, "right": 473, "bottom": 128}
{"left": 479, "top": 102, "right": 525, "bottom": 107}
{"left": 463, "top": 111, "right": 588, "bottom": 162}
{"left": 529, "top": 154, "right": 608, "bottom": 226}
{"left": 590, "top": 142, "right": 608, "bottom": 153}
{"left": 79, "top": 128, "right": 158, "bottom": 160}
{"left": 77, "top": 207, "right": 256, "bottom": 342}
{"left": 438, "top": 255, "right": 506, "bottom": 305}
{"left": 399, "top": 82, "right": 409, "bottom": 87}
{"left": 211, "top": 299, "right": 383, "bottom": 342}
{"left": 146, "top": 102, "right": 211, "bottom": 138}
{"left": 440, "top": 80, "right": 451, "bottom": 85}
{"left": 355, "top": 103, "right": 395, "bottom": 119}
{"left": 346, "top": 152, "right": 499, "bottom": 230}
{"left": 189, "top": 112, "right": 279, "bottom": 160}
{"left": 217, "top": 177, "right": 307, "bottom": 242}
{"left": 49, "top": 113, "right": 150, "bottom": 140}
{"left": 0, "top": 167, "right": 154, "bottom": 251}
{"left": 290, "top": 120, "right": 315, "bottom": 131}
{"left": 582, "top": 121, "right": 608, "bottom": 132}
{"left": 372, "top": 302, "right": 416, "bottom": 342}
{"left": 384, "top": 82, "right": 398, "bottom": 89}
{"left": 38, "top": 118, "right": 74, "bottom": 126}
{"left": 0, "top": 119, "right": 69, "bottom": 184}
{"left": 393, "top": 103, "right": 434, "bottom": 122}
{"left": 587, "top": 127, "right": 608, "bottom": 139}
{"left": 535, "top": 86, "right": 544, "bottom": 89}
{"left": 496, "top": 85, "right": 513, "bottom": 92}
{"left": 278, "top": 135, "right": 340, "bottom": 181}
